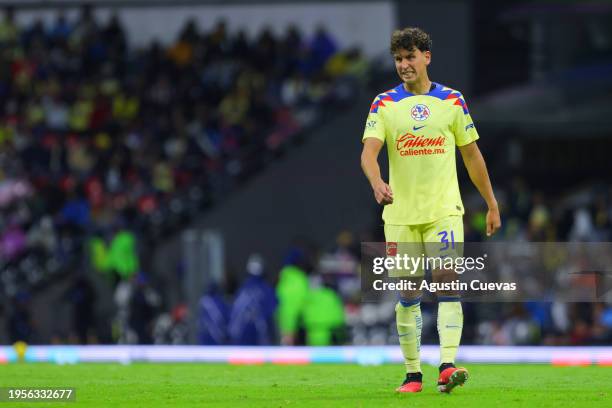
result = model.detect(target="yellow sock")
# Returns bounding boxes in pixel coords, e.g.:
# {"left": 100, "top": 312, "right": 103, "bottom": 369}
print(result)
{"left": 396, "top": 300, "right": 422, "bottom": 373}
{"left": 437, "top": 300, "right": 463, "bottom": 364}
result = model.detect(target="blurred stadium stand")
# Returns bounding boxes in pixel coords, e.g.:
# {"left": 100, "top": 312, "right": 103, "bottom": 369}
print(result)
{"left": 1, "top": 0, "right": 612, "bottom": 349}
{"left": 0, "top": 0, "right": 370, "bottom": 343}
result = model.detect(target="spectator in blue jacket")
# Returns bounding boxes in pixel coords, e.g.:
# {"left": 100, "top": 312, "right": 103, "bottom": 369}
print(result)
{"left": 228, "top": 254, "right": 277, "bottom": 345}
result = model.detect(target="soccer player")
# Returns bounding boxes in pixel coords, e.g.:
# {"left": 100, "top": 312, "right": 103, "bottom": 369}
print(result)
{"left": 360, "top": 27, "right": 501, "bottom": 393}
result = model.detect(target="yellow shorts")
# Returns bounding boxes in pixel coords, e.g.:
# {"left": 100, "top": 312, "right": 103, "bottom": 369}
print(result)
{"left": 384, "top": 215, "right": 464, "bottom": 277}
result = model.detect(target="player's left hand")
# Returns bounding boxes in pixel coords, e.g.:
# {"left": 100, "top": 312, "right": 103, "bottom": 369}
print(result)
{"left": 486, "top": 206, "right": 501, "bottom": 237}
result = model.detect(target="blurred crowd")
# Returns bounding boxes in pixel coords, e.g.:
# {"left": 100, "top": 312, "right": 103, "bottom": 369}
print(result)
{"left": 300, "top": 179, "right": 612, "bottom": 347}
{"left": 135, "top": 177, "right": 612, "bottom": 347}
{"left": 461, "top": 179, "right": 612, "bottom": 346}
{"left": 2, "top": 5, "right": 610, "bottom": 347}
{"left": 0, "top": 5, "right": 368, "bottom": 344}
{"left": 199, "top": 176, "right": 612, "bottom": 347}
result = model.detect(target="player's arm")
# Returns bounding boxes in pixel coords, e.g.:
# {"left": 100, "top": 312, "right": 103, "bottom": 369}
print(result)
{"left": 458, "top": 141, "right": 501, "bottom": 236}
{"left": 361, "top": 138, "right": 393, "bottom": 205}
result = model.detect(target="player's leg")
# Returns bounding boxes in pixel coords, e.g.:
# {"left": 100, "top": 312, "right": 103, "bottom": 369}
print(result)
{"left": 394, "top": 297, "right": 423, "bottom": 392}
{"left": 423, "top": 216, "right": 468, "bottom": 392}
{"left": 385, "top": 224, "right": 424, "bottom": 393}
{"left": 435, "top": 298, "right": 467, "bottom": 393}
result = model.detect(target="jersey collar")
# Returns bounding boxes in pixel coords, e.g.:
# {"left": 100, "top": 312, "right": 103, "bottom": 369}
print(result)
{"left": 397, "top": 81, "right": 438, "bottom": 97}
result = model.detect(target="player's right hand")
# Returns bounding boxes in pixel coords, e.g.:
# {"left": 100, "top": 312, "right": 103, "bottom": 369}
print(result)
{"left": 373, "top": 181, "right": 393, "bottom": 205}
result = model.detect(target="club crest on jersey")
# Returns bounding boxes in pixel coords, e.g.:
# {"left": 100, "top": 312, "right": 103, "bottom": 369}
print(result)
{"left": 411, "top": 104, "right": 430, "bottom": 121}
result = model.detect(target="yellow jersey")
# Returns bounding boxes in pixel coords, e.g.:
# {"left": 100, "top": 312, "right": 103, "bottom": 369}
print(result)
{"left": 362, "top": 82, "right": 479, "bottom": 225}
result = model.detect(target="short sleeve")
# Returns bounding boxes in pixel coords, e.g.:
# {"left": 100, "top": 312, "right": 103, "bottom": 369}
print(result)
{"left": 362, "top": 97, "right": 386, "bottom": 144}
{"left": 453, "top": 95, "right": 479, "bottom": 146}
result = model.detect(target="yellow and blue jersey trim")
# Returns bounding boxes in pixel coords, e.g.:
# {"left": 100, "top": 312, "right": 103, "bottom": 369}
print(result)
{"left": 370, "top": 82, "right": 469, "bottom": 115}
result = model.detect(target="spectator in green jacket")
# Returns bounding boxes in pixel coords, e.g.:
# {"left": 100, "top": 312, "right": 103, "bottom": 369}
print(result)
{"left": 303, "top": 281, "right": 345, "bottom": 346}
{"left": 90, "top": 229, "right": 139, "bottom": 282}
{"left": 276, "top": 249, "right": 309, "bottom": 345}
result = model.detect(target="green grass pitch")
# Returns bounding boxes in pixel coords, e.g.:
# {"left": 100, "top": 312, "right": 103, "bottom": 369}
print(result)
{"left": 0, "top": 363, "right": 609, "bottom": 407}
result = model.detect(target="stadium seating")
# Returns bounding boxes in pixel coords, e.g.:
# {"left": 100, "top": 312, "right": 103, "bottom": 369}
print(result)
{"left": 0, "top": 9, "right": 361, "bottom": 304}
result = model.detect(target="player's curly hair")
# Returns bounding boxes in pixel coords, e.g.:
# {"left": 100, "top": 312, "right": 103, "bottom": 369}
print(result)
{"left": 390, "top": 27, "right": 432, "bottom": 54}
